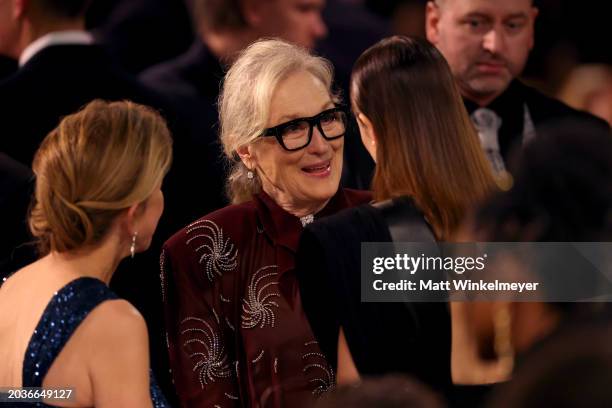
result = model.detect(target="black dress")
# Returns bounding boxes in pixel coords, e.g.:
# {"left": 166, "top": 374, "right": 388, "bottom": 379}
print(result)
{"left": 296, "top": 197, "right": 452, "bottom": 394}
{"left": 297, "top": 197, "right": 497, "bottom": 406}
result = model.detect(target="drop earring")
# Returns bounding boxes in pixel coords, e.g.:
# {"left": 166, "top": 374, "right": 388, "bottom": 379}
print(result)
{"left": 130, "top": 232, "right": 138, "bottom": 258}
{"left": 247, "top": 170, "right": 254, "bottom": 180}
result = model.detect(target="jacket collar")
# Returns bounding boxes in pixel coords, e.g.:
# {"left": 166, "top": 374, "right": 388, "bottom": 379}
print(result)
{"left": 19, "top": 30, "right": 94, "bottom": 67}
{"left": 253, "top": 189, "right": 353, "bottom": 253}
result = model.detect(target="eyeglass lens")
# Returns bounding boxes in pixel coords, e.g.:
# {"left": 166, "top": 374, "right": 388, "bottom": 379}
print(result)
{"left": 281, "top": 110, "right": 346, "bottom": 150}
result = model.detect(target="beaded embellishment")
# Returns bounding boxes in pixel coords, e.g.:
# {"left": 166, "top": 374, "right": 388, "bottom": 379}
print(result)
{"left": 302, "top": 341, "right": 335, "bottom": 396}
{"left": 181, "top": 316, "right": 232, "bottom": 388}
{"left": 241, "top": 265, "right": 280, "bottom": 329}
{"left": 186, "top": 219, "right": 238, "bottom": 282}
{"left": 300, "top": 214, "right": 315, "bottom": 226}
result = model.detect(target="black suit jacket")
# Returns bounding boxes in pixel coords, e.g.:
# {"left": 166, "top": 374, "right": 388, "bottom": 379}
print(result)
{"left": 0, "top": 44, "right": 170, "bottom": 166}
{"left": 0, "top": 55, "right": 17, "bottom": 81}
{"left": 140, "top": 41, "right": 228, "bottom": 208}
{"left": 464, "top": 80, "right": 610, "bottom": 161}
{"left": 0, "top": 42, "right": 224, "bottom": 228}
{"left": 0, "top": 153, "right": 35, "bottom": 279}
{"left": 88, "top": 0, "right": 194, "bottom": 74}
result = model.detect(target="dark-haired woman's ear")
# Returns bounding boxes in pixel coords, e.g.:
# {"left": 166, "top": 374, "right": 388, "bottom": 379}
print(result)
{"left": 356, "top": 112, "right": 378, "bottom": 162}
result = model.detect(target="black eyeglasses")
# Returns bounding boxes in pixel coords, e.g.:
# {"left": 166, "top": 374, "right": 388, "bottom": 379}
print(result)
{"left": 260, "top": 107, "right": 348, "bottom": 151}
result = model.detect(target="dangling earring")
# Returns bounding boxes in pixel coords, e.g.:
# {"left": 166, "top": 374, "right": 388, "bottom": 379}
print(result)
{"left": 247, "top": 170, "right": 254, "bottom": 180}
{"left": 130, "top": 232, "right": 138, "bottom": 258}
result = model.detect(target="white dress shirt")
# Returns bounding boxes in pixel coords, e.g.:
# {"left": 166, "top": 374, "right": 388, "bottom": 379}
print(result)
{"left": 19, "top": 30, "right": 93, "bottom": 67}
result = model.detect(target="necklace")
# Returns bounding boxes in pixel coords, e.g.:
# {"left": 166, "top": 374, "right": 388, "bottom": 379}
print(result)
{"left": 300, "top": 214, "right": 314, "bottom": 226}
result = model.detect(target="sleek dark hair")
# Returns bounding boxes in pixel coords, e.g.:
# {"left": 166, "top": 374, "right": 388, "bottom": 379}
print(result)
{"left": 351, "top": 36, "right": 495, "bottom": 239}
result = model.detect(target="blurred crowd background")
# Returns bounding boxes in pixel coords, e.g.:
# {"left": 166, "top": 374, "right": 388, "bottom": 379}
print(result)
{"left": 0, "top": 1, "right": 610, "bottom": 407}
{"left": 2, "top": 0, "right": 607, "bottom": 124}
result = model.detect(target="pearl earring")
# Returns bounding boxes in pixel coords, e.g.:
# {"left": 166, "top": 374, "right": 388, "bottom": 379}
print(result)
{"left": 247, "top": 170, "right": 254, "bottom": 180}
{"left": 130, "top": 232, "right": 138, "bottom": 258}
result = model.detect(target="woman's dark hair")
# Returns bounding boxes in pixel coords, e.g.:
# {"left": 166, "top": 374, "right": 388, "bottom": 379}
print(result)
{"left": 351, "top": 36, "right": 495, "bottom": 239}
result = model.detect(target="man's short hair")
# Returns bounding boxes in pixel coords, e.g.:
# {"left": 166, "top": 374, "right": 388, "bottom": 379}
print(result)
{"left": 36, "top": 0, "right": 91, "bottom": 18}
{"left": 191, "top": 0, "right": 247, "bottom": 33}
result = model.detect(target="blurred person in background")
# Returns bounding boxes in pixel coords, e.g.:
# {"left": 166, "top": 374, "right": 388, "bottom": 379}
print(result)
{"left": 140, "top": 0, "right": 327, "bottom": 109}
{"left": 0, "top": 100, "right": 172, "bottom": 407}
{"left": 87, "top": 0, "right": 194, "bottom": 74}
{"left": 486, "top": 324, "right": 612, "bottom": 408}
{"left": 161, "top": 39, "right": 370, "bottom": 407}
{"left": 297, "top": 36, "right": 496, "bottom": 406}
{"left": 314, "top": 0, "right": 390, "bottom": 190}
{"left": 558, "top": 64, "right": 612, "bottom": 126}
{"left": 425, "top": 0, "right": 609, "bottom": 179}
{"left": 456, "top": 119, "right": 612, "bottom": 406}
{"left": 0, "top": 0, "right": 168, "bottom": 167}
{"left": 366, "top": 0, "right": 427, "bottom": 38}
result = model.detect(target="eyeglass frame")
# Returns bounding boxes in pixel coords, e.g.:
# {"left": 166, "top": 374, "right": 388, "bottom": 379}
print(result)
{"left": 259, "top": 106, "right": 348, "bottom": 152}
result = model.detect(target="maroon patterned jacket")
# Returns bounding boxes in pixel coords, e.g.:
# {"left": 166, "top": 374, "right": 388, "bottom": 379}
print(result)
{"left": 161, "top": 189, "right": 371, "bottom": 407}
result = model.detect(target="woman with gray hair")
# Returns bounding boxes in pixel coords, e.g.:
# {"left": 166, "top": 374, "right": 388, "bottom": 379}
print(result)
{"left": 161, "top": 39, "right": 370, "bottom": 407}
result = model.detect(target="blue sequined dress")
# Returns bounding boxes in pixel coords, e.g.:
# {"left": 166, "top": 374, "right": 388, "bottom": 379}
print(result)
{"left": 15, "top": 277, "right": 169, "bottom": 407}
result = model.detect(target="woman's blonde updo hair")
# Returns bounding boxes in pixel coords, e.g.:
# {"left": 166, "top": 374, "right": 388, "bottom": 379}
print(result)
{"left": 29, "top": 100, "right": 173, "bottom": 254}
{"left": 219, "top": 38, "right": 337, "bottom": 204}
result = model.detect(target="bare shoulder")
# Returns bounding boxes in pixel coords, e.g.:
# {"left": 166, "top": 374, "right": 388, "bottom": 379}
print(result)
{"left": 79, "top": 300, "right": 153, "bottom": 406}
{"left": 83, "top": 299, "right": 148, "bottom": 346}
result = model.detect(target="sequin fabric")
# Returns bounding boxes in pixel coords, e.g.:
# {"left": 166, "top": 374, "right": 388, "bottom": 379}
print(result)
{"left": 19, "top": 277, "right": 169, "bottom": 407}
